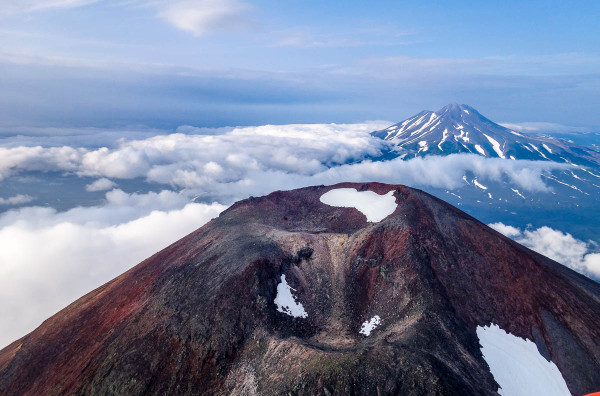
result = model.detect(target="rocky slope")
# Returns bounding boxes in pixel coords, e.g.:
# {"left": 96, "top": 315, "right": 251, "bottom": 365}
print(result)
{"left": 1, "top": 183, "right": 599, "bottom": 395}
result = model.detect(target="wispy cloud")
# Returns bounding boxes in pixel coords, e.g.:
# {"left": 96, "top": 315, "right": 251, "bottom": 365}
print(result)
{"left": 1, "top": 0, "right": 254, "bottom": 36}
{"left": 156, "top": 0, "right": 252, "bottom": 36}
{"left": 0, "top": 0, "right": 99, "bottom": 16}
{"left": 0, "top": 194, "right": 34, "bottom": 205}
{"left": 500, "top": 122, "right": 593, "bottom": 134}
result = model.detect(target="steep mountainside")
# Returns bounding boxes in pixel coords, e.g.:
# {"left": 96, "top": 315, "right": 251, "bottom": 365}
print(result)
{"left": 1, "top": 183, "right": 599, "bottom": 395}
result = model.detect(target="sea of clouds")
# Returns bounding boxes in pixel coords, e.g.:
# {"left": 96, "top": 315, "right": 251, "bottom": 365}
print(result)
{"left": 0, "top": 122, "right": 594, "bottom": 348}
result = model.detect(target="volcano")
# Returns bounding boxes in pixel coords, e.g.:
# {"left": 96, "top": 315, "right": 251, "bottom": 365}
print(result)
{"left": 371, "top": 103, "right": 600, "bottom": 168}
{"left": 1, "top": 183, "right": 599, "bottom": 395}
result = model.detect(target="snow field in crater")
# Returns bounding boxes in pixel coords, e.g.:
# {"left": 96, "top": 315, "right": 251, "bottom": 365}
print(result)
{"left": 476, "top": 324, "right": 570, "bottom": 396}
{"left": 319, "top": 188, "right": 397, "bottom": 222}
{"left": 359, "top": 315, "right": 381, "bottom": 336}
{"left": 274, "top": 274, "right": 308, "bottom": 318}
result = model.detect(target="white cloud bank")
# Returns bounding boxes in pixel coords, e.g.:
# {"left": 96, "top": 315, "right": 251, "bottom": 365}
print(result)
{"left": 489, "top": 223, "right": 600, "bottom": 279}
{"left": 0, "top": 123, "right": 569, "bottom": 203}
{"left": 0, "top": 189, "right": 226, "bottom": 349}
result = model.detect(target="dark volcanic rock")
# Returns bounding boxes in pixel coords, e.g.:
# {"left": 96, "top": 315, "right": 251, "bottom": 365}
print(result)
{"left": 1, "top": 182, "right": 599, "bottom": 395}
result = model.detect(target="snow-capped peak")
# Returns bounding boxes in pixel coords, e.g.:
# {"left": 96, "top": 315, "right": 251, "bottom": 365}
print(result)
{"left": 371, "top": 103, "right": 599, "bottom": 166}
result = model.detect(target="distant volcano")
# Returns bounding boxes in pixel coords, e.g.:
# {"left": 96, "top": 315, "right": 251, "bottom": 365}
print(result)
{"left": 1, "top": 183, "right": 599, "bottom": 395}
{"left": 372, "top": 103, "right": 600, "bottom": 167}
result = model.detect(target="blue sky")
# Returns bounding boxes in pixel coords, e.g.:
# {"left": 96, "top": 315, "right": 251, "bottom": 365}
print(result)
{"left": 1, "top": 0, "right": 599, "bottom": 128}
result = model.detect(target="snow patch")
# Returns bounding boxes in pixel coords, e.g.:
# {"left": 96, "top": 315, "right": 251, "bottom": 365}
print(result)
{"left": 483, "top": 134, "right": 506, "bottom": 159}
{"left": 474, "top": 144, "right": 486, "bottom": 156}
{"left": 542, "top": 143, "right": 553, "bottom": 154}
{"left": 320, "top": 188, "right": 397, "bottom": 222}
{"left": 529, "top": 144, "right": 549, "bottom": 159}
{"left": 473, "top": 179, "right": 488, "bottom": 190}
{"left": 511, "top": 188, "right": 526, "bottom": 199}
{"left": 477, "top": 324, "right": 570, "bottom": 396}
{"left": 274, "top": 275, "right": 308, "bottom": 318}
{"left": 359, "top": 315, "right": 381, "bottom": 336}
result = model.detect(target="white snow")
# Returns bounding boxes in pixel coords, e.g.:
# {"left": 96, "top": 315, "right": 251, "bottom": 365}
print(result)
{"left": 463, "top": 109, "right": 470, "bottom": 114}
{"left": 474, "top": 144, "right": 486, "bottom": 156}
{"left": 462, "top": 175, "right": 470, "bottom": 184}
{"left": 544, "top": 175, "right": 584, "bottom": 193}
{"left": 476, "top": 324, "right": 570, "bottom": 396}
{"left": 437, "top": 128, "right": 449, "bottom": 151}
{"left": 473, "top": 179, "right": 488, "bottom": 190}
{"left": 542, "top": 143, "right": 553, "bottom": 154}
{"left": 529, "top": 144, "right": 549, "bottom": 159}
{"left": 510, "top": 155, "right": 516, "bottom": 160}
{"left": 446, "top": 191, "right": 462, "bottom": 199}
{"left": 418, "top": 140, "right": 429, "bottom": 153}
{"left": 570, "top": 171, "right": 583, "bottom": 181}
{"left": 274, "top": 275, "right": 308, "bottom": 318}
{"left": 320, "top": 188, "right": 397, "bottom": 222}
{"left": 511, "top": 188, "right": 526, "bottom": 199}
{"left": 488, "top": 193, "right": 493, "bottom": 199}
{"left": 359, "top": 315, "right": 381, "bottom": 336}
{"left": 483, "top": 134, "right": 506, "bottom": 159}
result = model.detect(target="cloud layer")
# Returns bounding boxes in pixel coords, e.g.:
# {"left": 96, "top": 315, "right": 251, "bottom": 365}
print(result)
{"left": 489, "top": 222, "right": 600, "bottom": 279}
{"left": 0, "top": 189, "right": 225, "bottom": 348}
{"left": 0, "top": 123, "right": 570, "bottom": 204}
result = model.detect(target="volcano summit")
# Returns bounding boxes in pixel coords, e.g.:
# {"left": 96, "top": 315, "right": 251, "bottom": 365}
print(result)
{"left": 0, "top": 183, "right": 599, "bottom": 395}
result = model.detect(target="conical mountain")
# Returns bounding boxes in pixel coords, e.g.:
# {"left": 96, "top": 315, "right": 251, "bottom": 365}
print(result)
{"left": 1, "top": 183, "right": 599, "bottom": 395}
{"left": 372, "top": 104, "right": 600, "bottom": 167}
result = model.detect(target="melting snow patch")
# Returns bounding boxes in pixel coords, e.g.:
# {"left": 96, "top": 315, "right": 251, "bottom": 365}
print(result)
{"left": 477, "top": 324, "right": 570, "bottom": 396}
{"left": 511, "top": 188, "right": 526, "bottom": 199}
{"left": 359, "top": 315, "right": 381, "bottom": 336}
{"left": 483, "top": 133, "right": 506, "bottom": 159}
{"left": 320, "top": 188, "right": 397, "bottom": 222}
{"left": 473, "top": 179, "right": 488, "bottom": 190}
{"left": 542, "top": 143, "right": 553, "bottom": 154}
{"left": 474, "top": 144, "right": 486, "bottom": 156}
{"left": 274, "top": 275, "right": 308, "bottom": 318}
